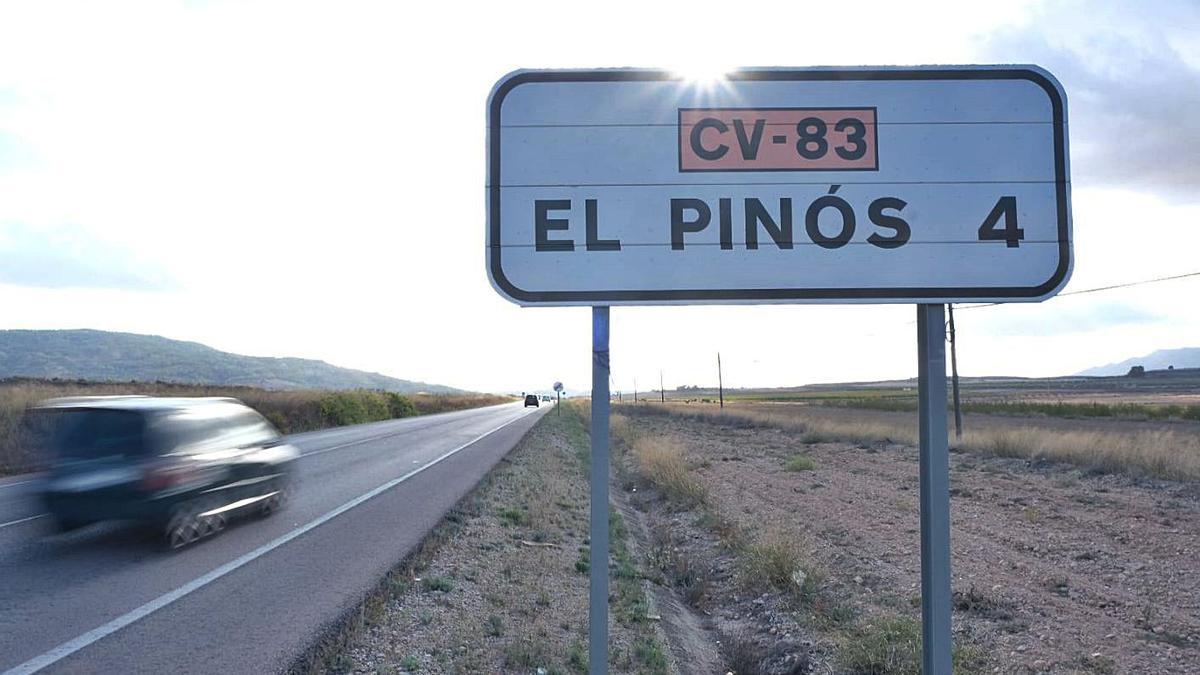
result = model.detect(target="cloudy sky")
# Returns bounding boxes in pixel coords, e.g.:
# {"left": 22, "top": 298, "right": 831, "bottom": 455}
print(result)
{"left": 0, "top": 0, "right": 1197, "bottom": 394}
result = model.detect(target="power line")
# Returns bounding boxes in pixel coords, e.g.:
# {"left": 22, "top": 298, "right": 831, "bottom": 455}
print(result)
{"left": 954, "top": 270, "right": 1200, "bottom": 311}
{"left": 608, "top": 269, "right": 1200, "bottom": 384}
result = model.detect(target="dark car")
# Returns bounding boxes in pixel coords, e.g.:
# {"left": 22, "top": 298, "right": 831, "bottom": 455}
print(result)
{"left": 31, "top": 396, "right": 299, "bottom": 549}
{"left": 524, "top": 394, "right": 539, "bottom": 407}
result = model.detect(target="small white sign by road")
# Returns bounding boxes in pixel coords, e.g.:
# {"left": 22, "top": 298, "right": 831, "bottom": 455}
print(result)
{"left": 486, "top": 67, "right": 1071, "bottom": 306}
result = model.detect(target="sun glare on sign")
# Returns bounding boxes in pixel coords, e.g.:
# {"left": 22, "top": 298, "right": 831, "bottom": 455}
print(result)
{"left": 671, "top": 64, "right": 732, "bottom": 88}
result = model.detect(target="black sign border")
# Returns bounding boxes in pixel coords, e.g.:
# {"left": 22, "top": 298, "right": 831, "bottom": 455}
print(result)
{"left": 487, "top": 68, "right": 1070, "bottom": 304}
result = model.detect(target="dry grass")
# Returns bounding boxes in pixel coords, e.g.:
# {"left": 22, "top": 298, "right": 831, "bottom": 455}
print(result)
{"left": 963, "top": 426, "right": 1200, "bottom": 480}
{"left": 739, "top": 532, "right": 825, "bottom": 604}
{"left": 629, "top": 435, "right": 707, "bottom": 508}
{"left": 622, "top": 403, "right": 1200, "bottom": 482}
{"left": 610, "top": 413, "right": 638, "bottom": 447}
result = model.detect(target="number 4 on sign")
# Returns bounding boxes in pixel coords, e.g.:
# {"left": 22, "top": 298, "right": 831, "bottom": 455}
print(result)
{"left": 978, "top": 196, "right": 1024, "bottom": 248}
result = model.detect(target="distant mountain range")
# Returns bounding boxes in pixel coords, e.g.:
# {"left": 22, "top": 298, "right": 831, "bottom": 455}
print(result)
{"left": 0, "top": 329, "right": 462, "bottom": 394}
{"left": 1077, "top": 347, "right": 1200, "bottom": 377}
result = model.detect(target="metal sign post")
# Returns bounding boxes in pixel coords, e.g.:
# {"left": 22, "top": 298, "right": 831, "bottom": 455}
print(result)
{"left": 917, "top": 304, "right": 952, "bottom": 674}
{"left": 589, "top": 307, "right": 610, "bottom": 675}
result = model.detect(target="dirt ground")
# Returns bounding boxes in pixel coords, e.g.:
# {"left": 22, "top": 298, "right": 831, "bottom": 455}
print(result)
{"left": 331, "top": 408, "right": 671, "bottom": 675}
{"left": 617, "top": 405, "right": 1200, "bottom": 674}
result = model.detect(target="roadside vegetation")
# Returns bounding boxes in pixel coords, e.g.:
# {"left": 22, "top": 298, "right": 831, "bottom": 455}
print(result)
{"left": 723, "top": 384, "right": 1200, "bottom": 424}
{"left": 307, "top": 401, "right": 670, "bottom": 674}
{"left": 0, "top": 377, "right": 512, "bottom": 473}
{"left": 618, "top": 402, "right": 1200, "bottom": 482}
{"left": 607, "top": 409, "right": 988, "bottom": 674}
{"left": 817, "top": 396, "right": 1200, "bottom": 422}
{"left": 605, "top": 402, "right": 1200, "bottom": 673}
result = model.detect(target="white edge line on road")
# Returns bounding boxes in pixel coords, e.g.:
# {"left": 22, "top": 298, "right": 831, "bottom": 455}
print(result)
{"left": 298, "top": 403, "right": 521, "bottom": 459}
{"left": 0, "top": 514, "right": 46, "bottom": 530}
{"left": 2, "top": 408, "right": 539, "bottom": 675}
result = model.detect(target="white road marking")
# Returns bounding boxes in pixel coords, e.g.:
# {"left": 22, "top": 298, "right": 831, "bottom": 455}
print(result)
{"left": 0, "top": 514, "right": 46, "bottom": 530}
{"left": 2, "top": 408, "right": 538, "bottom": 675}
{"left": 297, "top": 412, "right": 489, "bottom": 458}
{"left": 299, "top": 432, "right": 405, "bottom": 458}
{"left": 0, "top": 478, "right": 38, "bottom": 491}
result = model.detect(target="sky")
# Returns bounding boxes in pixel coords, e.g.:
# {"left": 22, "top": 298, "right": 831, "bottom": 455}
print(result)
{"left": 0, "top": 0, "right": 1198, "bottom": 394}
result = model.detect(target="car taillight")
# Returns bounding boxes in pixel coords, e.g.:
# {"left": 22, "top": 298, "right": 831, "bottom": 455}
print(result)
{"left": 139, "top": 460, "right": 195, "bottom": 492}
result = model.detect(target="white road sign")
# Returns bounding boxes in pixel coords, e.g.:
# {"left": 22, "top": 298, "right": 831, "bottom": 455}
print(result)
{"left": 486, "top": 67, "right": 1071, "bottom": 306}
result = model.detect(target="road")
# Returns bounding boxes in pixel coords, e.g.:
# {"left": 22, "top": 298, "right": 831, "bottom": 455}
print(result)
{"left": 0, "top": 402, "right": 545, "bottom": 674}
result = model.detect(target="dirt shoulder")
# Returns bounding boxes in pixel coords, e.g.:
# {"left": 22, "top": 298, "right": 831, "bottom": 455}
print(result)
{"left": 615, "top": 404, "right": 1200, "bottom": 674}
{"left": 322, "top": 405, "right": 670, "bottom": 675}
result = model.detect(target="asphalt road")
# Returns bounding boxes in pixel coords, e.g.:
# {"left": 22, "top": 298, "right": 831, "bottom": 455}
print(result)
{"left": 0, "top": 402, "right": 546, "bottom": 674}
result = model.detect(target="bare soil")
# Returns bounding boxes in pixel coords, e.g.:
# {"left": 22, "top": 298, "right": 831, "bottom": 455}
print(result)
{"left": 332, "top": 408, "right": 670, "bottom": 675}
{"left": 618, "top": 406, "right": 1200, "bottom": 674}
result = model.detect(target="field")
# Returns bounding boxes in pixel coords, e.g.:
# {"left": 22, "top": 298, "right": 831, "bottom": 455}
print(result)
{"left": 312, "top": 369, "right": 1200, "bottom": 673}
{"left": 608, "top": 400, "right": 1200, "bottom": 673}
{"left": 0, "top": 378, "right": 512, "bottom": 474}
{"left": 673, "top": 367, "right": 1200, "bottom": 418}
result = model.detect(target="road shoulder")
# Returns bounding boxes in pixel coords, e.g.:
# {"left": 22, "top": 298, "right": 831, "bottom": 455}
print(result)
{"left": 310, "top": 405, "right": 669, "bottom": 674}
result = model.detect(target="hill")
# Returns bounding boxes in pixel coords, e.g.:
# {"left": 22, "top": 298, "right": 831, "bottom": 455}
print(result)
{"left": 1076, "top": 347, "right": 1200, "bottom": 377}
{"left": 0, "top": 329, "right": 461, "bottom": 394}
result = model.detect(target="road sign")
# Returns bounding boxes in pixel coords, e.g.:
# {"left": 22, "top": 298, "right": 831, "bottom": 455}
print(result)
{"left": 553, "top": 381, "right": 564, "bottom": 392}
{"left": 488, "top": 65, "right": 1072, "bottom": 675}
{"left": 486, "top": 67, "right": 1071, "bottom": 306}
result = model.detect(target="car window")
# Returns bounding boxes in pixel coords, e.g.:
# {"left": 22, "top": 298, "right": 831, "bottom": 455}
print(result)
{"left": 158, "top": 405, "right": 278, "bottom": 452}
{"left": 27, "top": 408, "right": 148, "bottom": 460}
{"left": 227, "top": 409, "right": 278, "bottom": 446}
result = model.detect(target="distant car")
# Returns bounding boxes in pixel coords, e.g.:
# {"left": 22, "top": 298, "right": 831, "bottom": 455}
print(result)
{"left": 30, "top": 396, "right": 299, "bottom": 549}
{"left": 541, "top": 395, "right": 552, "bottom": 402}
{"left": 524, "top": 394, "right": 539, "bottom": 407}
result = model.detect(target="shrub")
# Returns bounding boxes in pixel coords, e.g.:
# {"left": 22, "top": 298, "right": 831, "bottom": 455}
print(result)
{"left": 841, "top": 615, "right": 986, "bottom": 674}
{"left": 784, "top": 454, "right": 817, "bottom": 471}
{"left": 319, "top": 391, "right": 371, "bottom": 426}
{"left": 630, "top": 436, "right": 707, "bottom": 509}
{"left": 386, "top": 392, "right": 417, "bottom": 418}
{"left": 840, "top": 616, "right": 922, "bottom": 675}
{"left": 421, "top": 576, "right": 453, "bottom": 592}
{"left": 739, "top": 534, "right": 824, "bottom": 603}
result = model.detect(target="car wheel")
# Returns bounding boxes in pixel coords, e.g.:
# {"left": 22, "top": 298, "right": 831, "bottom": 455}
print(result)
{"left": 204, "top": 509, "right": 228, "bottom": 536}
{"left": 164, "top": 502, "right": 206, "bottom": 550}
{"left": 258, "top": 480, "right": 291, "bottom": 518}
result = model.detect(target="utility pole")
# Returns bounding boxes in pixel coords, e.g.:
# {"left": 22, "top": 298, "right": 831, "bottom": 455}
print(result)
{"left": 717, "top": 352, "right": 724, "bottom": 409}
{"left": 948, "top": 304, "right": 963, "bottom": 440}
{"left": 633, "top": 378, "right": 638, "bottom": 403}
{"left": 660, "top": 370, "right": 665, "bottom": 403}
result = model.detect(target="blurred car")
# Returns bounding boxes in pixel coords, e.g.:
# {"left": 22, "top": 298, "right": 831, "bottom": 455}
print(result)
{"left": 524, "top": 394, "right": 539, "bottom": 407}
{"left": 30, "top": 396, "right": 299, "bottom": 549}
{"left": 541, "top": 395, "right": 552, "bottom": 402}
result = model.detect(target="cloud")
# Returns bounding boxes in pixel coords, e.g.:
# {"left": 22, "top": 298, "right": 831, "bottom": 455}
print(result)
{"left": 980, "top": 0, "right": 1200, "bottom": 202}
{"left": 0, "top": 223, "right": 176, "bottom": 291}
